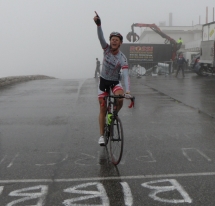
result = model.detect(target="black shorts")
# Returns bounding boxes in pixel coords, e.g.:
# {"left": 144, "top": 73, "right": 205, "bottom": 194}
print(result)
{"left": 98, "top": 77, "right": 123, "bottom": 98}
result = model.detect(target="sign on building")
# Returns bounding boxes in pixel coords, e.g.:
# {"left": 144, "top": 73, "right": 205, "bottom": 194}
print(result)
{"left": 202, "top": 22, "right": 215, "bottom": 41}
{"left": 121, "top": 43, "right": 172, "bottom": 63}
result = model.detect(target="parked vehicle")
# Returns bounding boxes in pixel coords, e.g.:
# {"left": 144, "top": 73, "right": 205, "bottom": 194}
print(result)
{"left": 193, "top": 62, "right": 201, "bottom": 75}
{"left": 197, "top": 64, "right": 215, "bottom": 76}
{"left": 190, "top": 53, "right": 201, "bottom": 74}
{"left": 190, "top": 53, "right": 200, "bottom": 69}
{"left": 183, "top": 52, "right": 199, "bottom": 68}
{"left": 197, "top": 21, "right": 215, "bottom": 76}
{"left": 194, "top": 59, "right": 215, "bottom": 76}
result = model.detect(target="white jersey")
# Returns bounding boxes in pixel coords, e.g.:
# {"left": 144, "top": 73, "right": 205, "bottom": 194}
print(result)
{"left": 97, "top": 26, "right": 130, "bottom": 92}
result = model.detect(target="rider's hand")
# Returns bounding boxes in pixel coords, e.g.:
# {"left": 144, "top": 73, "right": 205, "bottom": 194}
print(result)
{"left": 124, "top": 92, "right": 132, "bottom": 99}
{"left": 94, "top": 11, "right": 101, "bottom": 26}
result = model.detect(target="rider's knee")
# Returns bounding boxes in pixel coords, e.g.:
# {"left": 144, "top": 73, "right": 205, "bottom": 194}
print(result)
{"left": 99, "top": 99, "right": 106, "bottom": 112}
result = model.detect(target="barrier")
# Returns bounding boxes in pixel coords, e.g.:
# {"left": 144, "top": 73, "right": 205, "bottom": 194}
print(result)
{"left": 0, "top": 75, "right": 55, "bottom": 88}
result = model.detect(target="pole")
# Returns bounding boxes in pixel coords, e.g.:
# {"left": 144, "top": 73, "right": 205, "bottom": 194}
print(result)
{"left": 213, "top": 7, "right": 214, "bottom": 21}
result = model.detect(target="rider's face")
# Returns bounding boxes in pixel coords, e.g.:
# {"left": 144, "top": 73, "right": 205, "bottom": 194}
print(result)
{"left": 110, "top": 37, "right": 122, "bottom": 50}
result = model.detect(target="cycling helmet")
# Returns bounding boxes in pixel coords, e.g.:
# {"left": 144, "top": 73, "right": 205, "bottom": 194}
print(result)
{"left": 109, "top": 32, "right": 123, "bottom": 42}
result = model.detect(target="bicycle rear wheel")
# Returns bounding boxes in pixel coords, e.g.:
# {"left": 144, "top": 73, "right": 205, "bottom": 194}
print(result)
{"left": 110, "top": 116, "right": 124, "bottom": 165}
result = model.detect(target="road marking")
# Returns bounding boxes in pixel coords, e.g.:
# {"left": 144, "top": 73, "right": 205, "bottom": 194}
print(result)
{"left": 141, "top": 179, "right": 192, "bottom": 203}
{"left": 63, "top": 182, "right": 109, "bottom": 206}
{"left": 0, "top": 186, "right": 4, "bottom": 195}
{"left": 136, "top": 150, "right": 156, "bottom": 162}
{"left": 7, "top": 153, "right": 19, "bottom": 168}
{"left": 35, "top": 152, "right": 69, "bottom": 166}
{"left": 0, "top": 156, "right": 7, "bottom": 164}
{"left": 120, "top": 182, "right": 133, "bottom": 206}
{"left": 1, "top": 172, "right": 215, "bottom": 183}
{"left": 7, "top": 185, "right": 48, "bottom": 206}
{"left": 182, "top": 148, "right": 212, "bottom": 162}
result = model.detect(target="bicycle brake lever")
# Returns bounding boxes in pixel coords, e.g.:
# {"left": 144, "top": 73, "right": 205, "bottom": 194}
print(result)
{"left": 128, "top": 102, "right": 133, "bottom": 108}
{"left": 128, "top": 97, "right": 135, "bottom": 108}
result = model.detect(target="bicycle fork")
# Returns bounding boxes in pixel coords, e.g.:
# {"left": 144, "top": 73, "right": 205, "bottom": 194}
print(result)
{"left": 111, "top": 119, "right": 121, "bottom": 142}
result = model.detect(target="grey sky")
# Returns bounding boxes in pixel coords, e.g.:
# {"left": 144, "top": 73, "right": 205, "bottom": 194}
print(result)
{"left": 0, "top": 0, "right": 214, "bottom": 79}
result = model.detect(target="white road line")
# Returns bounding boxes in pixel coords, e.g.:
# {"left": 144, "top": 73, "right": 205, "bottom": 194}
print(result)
{"left": 195, "top": 149, "right": 212, "bottom": 161}
{"left": 0, "top": 186, "right": 3, "bottom": 195}
{"left": 0, "top": 156, "right": 7, "bottom": 164}
{"left": 182, "top": 148, "right": 212, "bottom": 162}
{"left": 1, "top": 172, "right": 215, "bottom": 183}
{"left": 182, "top": 149, "right": 192, "bottom": 161}
{"left": 35, "top": 153, "right": 69, "bottom": 166}
{"left": 7, "top": 153, "right": 19, "bottom": 168}
{"left": 120, "top": 182, "right": 133, "bottom": 206}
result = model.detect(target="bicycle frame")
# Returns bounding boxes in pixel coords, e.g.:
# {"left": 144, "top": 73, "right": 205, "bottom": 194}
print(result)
{"left": 105, "top": 95, "right": 120, "bottom": 116}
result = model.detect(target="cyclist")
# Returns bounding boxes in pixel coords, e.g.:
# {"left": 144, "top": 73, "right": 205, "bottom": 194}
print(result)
{"left": 93, "top": 12, "right": 131, "bottom": 146}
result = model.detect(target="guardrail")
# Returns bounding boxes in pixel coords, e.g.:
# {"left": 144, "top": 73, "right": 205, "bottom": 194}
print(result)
{"left": 0, "top": 75, "right": 55, "bottom": 88}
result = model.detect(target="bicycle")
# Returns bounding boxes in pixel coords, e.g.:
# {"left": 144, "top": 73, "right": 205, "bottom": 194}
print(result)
{"left": 101, "top": 93, "right": 135, "bottom": 165}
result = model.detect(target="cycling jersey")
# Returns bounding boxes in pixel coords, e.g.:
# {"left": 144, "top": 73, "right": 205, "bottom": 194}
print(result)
{"left": 97, "top": 26, "right": 130, "bottom": 92}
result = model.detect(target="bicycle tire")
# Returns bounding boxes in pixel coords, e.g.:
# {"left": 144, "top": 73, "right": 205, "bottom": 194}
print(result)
{"left": 110, "top": 116, "right": 124, "bottom": 165}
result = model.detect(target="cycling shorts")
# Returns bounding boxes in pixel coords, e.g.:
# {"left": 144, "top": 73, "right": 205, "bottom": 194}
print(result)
{"left": 98, "top": 77, "right": 123, "bottom": 98}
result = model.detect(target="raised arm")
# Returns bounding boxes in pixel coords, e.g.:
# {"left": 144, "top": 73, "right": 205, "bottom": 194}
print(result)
{"left": 97, "top": 27, "right": 108, "bottom": 49}
{"left": 93, "top": 12, "right": 108, "bottom": 49}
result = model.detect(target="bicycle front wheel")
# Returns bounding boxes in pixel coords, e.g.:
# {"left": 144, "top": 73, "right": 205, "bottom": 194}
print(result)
{"left": 110, "top": 116, "right": 124, "bottom": 165}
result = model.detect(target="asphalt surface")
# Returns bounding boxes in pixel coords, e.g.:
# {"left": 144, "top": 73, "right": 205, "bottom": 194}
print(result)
{"left": 0, "top": 73, "right": 215, "bottom": 205}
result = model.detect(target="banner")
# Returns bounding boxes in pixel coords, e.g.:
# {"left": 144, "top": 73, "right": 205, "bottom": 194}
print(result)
{"left": 120, "top": 43, "right": 172, "bottom": 63}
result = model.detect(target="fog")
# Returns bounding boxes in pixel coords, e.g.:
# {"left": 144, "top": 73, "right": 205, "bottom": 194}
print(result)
{"left": 0, "top": 0, "right": 214, "bottom": 79}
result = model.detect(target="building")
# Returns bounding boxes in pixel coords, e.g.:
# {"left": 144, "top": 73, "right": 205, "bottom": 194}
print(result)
{"left": 138, "top": 24, "right": 202, "bottom": 53}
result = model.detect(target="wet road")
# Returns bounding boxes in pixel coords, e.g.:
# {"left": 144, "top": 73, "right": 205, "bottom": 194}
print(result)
{"left": 0, "top": 73, "right": 215, "bottom": 205}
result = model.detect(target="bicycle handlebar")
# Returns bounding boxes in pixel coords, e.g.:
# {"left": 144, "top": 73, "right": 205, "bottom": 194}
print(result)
{"left": 101, "top": 95, "right": 135, "bottom": 108}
